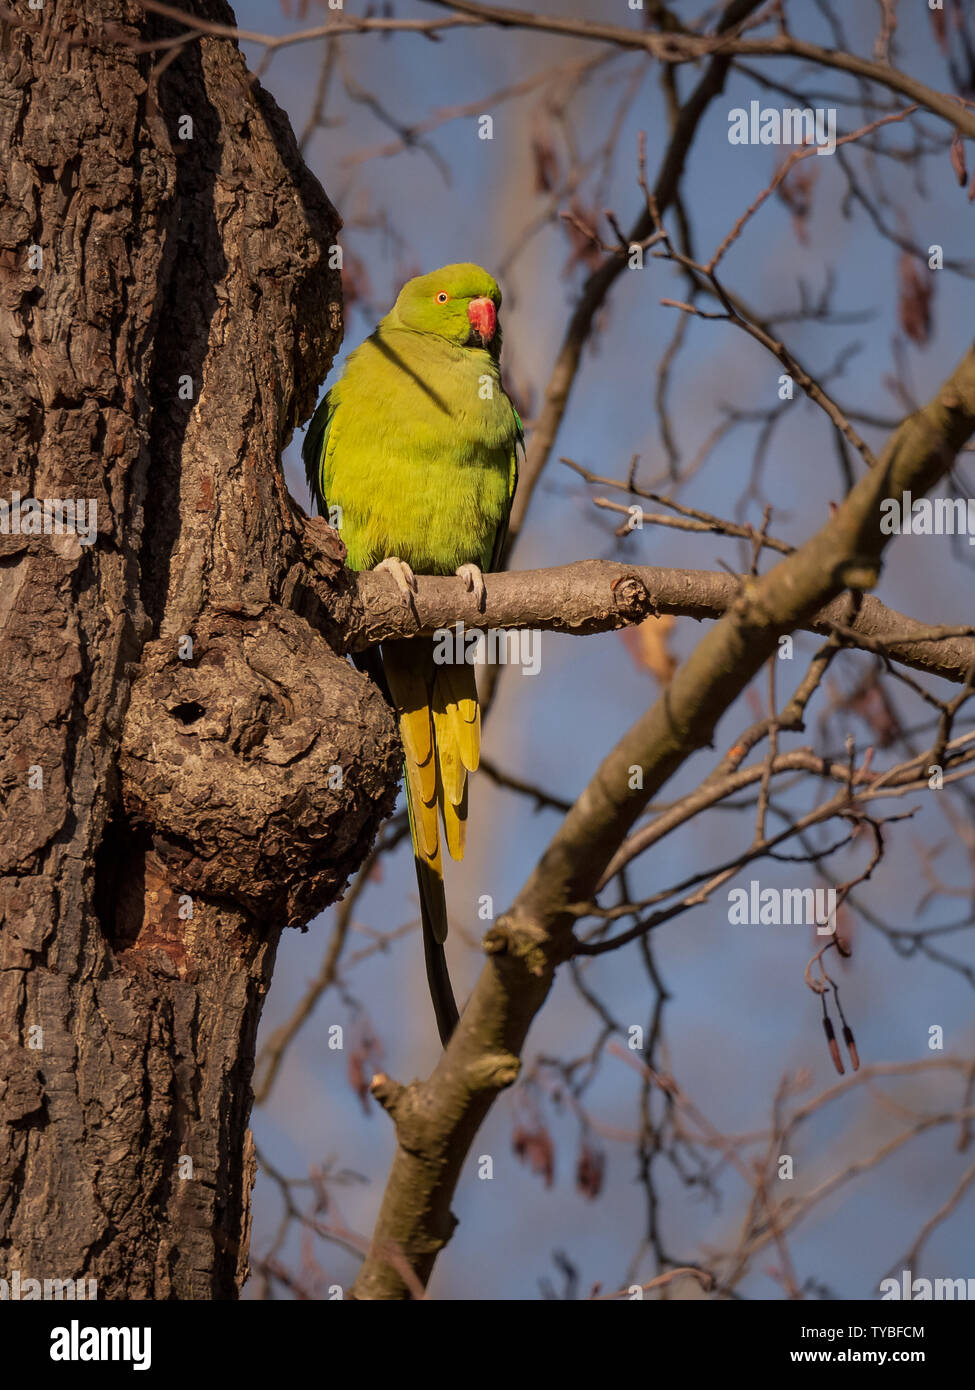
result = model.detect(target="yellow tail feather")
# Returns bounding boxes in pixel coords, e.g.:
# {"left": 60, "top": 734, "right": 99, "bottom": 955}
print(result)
{"left": 383, "top": 639, "right": 482, "bottom": 929}
{"left": 402, "top": 749, "right": 439, "bottom": 859}
{"left": 441, "top": 781, "right": 468, "bottom": 862}
{"left": 431, "top": 699, "right": 466, "bottom": 806}
{"left": 383, "top": 635, "right": 476, "bottom": 1042}
{"left": 438, "top": 661, "right": 480, "bottom": 773}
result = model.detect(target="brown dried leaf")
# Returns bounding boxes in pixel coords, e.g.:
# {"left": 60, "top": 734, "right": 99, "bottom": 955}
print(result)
{"left": 512, "top": 1122, "right": 556, "bottom": 1188}
{"left": 951, "top": 131, "right": 968, "bottom": 187}
{"left": 620, "top": 614, "right": 677, "bottom": 686}
{"left": 575, "top": 1140, "right": 605, "bottom": 1200}
{"left": 531, "top": 131, "right": 559, "bottom": 194}
{"left": 897, "top": 252, "right": 934, "bottom": 347}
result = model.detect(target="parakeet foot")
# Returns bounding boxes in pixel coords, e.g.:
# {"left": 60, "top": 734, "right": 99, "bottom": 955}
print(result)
{"left": 375, "top": 556, "right": 417, "bottom": 602}
{"left": 455, "top": 562, "right": 486, "bottom": 610}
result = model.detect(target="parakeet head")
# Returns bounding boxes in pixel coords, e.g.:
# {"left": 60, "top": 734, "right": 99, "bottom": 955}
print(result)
{"left": 391, "top": 263, "right": 502, "bottom": 354}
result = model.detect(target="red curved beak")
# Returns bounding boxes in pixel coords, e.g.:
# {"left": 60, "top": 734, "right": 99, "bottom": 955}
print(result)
{"left": 467, "top": 297, "right": 496, "bottom": 343}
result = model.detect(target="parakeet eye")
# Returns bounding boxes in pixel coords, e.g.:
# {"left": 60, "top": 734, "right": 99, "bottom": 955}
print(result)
{"left": 435, "top": 291, "right": 449, "bottom": 304}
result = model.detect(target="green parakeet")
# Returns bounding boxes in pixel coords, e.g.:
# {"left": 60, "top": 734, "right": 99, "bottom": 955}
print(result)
{"left": 303, "top": 263, "right": 522, "bottom": 1046}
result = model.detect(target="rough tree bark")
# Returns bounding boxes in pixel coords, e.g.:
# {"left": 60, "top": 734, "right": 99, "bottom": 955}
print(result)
{"left": 0, "top": 1, "right": 399, "bottom": 1298}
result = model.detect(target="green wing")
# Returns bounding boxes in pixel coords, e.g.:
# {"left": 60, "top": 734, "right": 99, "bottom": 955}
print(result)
{"left": 488, "top": 405, "right": 523, "bottom": 573}
{"left": 302, "top": 389, "right": 334, "bottom": 515}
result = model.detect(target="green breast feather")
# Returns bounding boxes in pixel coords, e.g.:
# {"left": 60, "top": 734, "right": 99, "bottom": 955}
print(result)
{"left": 303, "top": 327, "right": 521, "bottom": 575}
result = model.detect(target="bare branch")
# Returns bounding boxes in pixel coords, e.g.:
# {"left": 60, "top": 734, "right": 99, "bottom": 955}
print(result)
{"left": 334, "top": 557, "right": 975, "bottom": 687}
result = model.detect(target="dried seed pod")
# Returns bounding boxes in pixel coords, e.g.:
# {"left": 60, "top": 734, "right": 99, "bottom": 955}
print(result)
{"left": 843, "top": 1024, "right": 860, "bottom": 1072}
{"left": 823, "top": 1015, "right": 845, "bottom": 1075}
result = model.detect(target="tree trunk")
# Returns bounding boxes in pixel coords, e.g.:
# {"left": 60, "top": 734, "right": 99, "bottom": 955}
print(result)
{"left": 0, "top": 1, "right": 392, "bottom": 1298}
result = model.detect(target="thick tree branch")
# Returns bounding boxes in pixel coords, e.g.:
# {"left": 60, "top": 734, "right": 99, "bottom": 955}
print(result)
{"left": 333, "top": 560, "right": 975, "bottom": 688}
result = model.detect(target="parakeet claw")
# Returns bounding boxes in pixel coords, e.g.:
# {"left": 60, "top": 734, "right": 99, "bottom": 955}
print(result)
{"left": 375, "top": 556, "right": 417, "bottom": 601}
{"left": 455, "top": 562, "right": 486, "bottom": 610}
